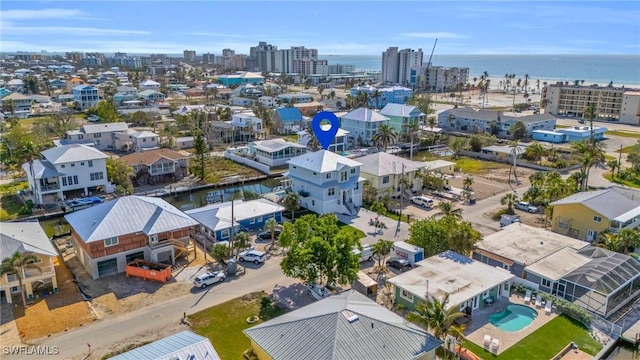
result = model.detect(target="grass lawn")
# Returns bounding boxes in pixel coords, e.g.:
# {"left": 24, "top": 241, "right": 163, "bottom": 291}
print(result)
{"left": 210, "top": 157, "right": 262, "bottom": 180}
{"left": 0, "top": 181, "right": 28, "bottom": 194}
{"left": 616, "top": 145, "right": 636, "bottom": 154}
{"left": 281, "top": 134, "right": 299, "bottom": 142}
{"left": 455, "top": 157, "right": 508, "bottom": 174}
{"left": 0, "top": 194, "right": 25, "bottom": 221}
{"left": 412, "top": 150, "right": 439, "bottom": 161}
{"left": 606, "top": 130, "right": 640, "bottom": 139}
{"left": 189, "top": 292, "right": 284, "bottom": 360}
{"left": 555, "top": 125, "right": 570, "bottom": 129}
{"left": 604, "top": 172, "right": 640, "bottom": 188}
{"left": 338, "top": 222, "right": 366, "bottom": 239}
{"left": 462, "top": 315, "right": 602, "bottom": 360}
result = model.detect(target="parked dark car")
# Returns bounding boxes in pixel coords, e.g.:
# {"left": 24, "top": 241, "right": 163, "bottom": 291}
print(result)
{"left": 386, "top": 258, "right": 412, "bottom": 271}
{"left": 257, "top": 229, "right": 282, "bottom": 241}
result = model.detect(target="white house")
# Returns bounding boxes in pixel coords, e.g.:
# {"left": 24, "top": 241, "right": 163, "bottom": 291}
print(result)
{"left": 258, "top": 96, "right": 277, "bottom": 108}
{"left": 339, "top": 107, "right": 389, "bottom": 145}
{"left": 137, "top": 89, "right": 166, "bottom": 103}
{"left": 73, "top": 85, "right": 100, "bottom": 110}
{"left": 230, "top": 97, "right": 253, "bottom": 107}
{"left": 114, "top": 129, "right": 159, "bottom": 152}
{"left": 297, "top": 125, "right": 350, "bottom": 153}
{"left": 250, "top": 139, "right": 307, "bottom": 167}
{"left": 139, "top": 79, "right": 160, "bottom": 90}
{"left": 65, "top": 122, "right": 130, "bottom": 151}
{"left": 23, "top": 144, "right": 111, "bottom": 204}
{"left": 174, "top": 136, "right": 195, "bottom": 149}
{"left": 230, "top": 112, "right": 264, "bottom": 141}
{"left": 286, "top": 150, "right": 364, "bottom": 216}
{"left": 438, "top": 108, "right": 556, "bottom": 138}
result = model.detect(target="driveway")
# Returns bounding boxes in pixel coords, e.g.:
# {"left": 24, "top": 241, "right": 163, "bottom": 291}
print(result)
{"left": 337, "top": 208, "right": 411, "bottom": 246}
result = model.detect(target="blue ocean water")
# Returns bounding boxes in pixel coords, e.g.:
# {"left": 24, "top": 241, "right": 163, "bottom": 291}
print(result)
{"left": 319, "top": 54, "right": 640, "bottom": 85}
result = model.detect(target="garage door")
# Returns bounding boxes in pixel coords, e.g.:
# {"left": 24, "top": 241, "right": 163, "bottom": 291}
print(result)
{"left": 125, "top": 252, "right": 144, "bottom": 264}
{"left": 156, "top": 251, "right": 172, "bottom": 264}
{"left": 97, "top": 258, "right": 118, "bottom": 277}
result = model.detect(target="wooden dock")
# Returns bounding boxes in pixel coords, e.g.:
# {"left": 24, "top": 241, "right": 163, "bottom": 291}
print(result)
{"left": 621, "top": 319, "right": 640, "bottom": 344}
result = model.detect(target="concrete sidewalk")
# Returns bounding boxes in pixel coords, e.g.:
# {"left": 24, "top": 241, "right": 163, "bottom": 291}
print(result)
{"left": 337, "top": 208, "right": 411, "bottom": 245}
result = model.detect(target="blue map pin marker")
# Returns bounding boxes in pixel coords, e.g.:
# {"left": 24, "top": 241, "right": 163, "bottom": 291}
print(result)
{"left": 311, "top": 111, "right": 340, "bottom": 150}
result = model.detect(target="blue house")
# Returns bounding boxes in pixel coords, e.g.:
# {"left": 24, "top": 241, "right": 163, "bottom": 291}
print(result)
{"left": 350, "top": 85, "right": 413, "bottom": 109}
{"left": 0, "top": 88, "right": 12, "bottom": 99}
{"left": 532, "top": 130, "right": 567, "bottom": 143}
{"left": 274, "top": 107, "right": 305, "bottom": 133}
{"left": 217, "top": 72, "right": 264, "bottom": 87}
{"left": 557, "top": 126, "right": 607, "bottom": 142}
{"left": 49, "top": 79, "right": 67, "bottom": 90}
{"left": 73, "top": 85, "right": 100, "bottom": 110}
{"left": 185, "top": 199, "right": 284, "bottom": 241}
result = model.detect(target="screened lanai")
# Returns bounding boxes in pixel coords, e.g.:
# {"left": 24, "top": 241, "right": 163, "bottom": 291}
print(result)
{"left": 558, "top": 247, "right": 640, "bottom": 318}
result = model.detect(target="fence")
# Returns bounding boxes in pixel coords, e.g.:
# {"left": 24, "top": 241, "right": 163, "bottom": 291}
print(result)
{"left": 591, "top": 313, "right": 623, "bottom": 338}
{"left": 223, "top": 152, "right": 271, "bottom": 175}
{"left": 459, "top": 150, "right": 581, "bottom": 174}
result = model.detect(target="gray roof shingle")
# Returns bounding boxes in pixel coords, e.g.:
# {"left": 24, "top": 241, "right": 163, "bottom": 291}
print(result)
{"left": 244, "top": 290, "right": 442, "bottom": 360}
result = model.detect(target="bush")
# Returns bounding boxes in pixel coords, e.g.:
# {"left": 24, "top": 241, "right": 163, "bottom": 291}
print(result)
{"left": 512, "top": 285, "right": 592, "bottom": 326}
{"left": 493, "top": 208, "right": 510, "bottom": 220}
{"left": 552, "top": 159, "right": 568, "bottom": 168}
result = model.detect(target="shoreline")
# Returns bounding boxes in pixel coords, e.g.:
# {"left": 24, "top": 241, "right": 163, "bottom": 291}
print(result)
{"left": 468, "top": 76, "right": 640, "bottom": 91}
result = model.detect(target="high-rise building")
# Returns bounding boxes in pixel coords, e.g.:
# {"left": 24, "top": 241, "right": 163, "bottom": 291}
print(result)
{"left": 247, "top": 42, "right": 278, "bottom": 72}
{"left": 202, "top": 53, "right": 215, "bottom": 65}
{"left": 411, "top": 64, "right": 470, "bottom": 91}
{"left": 381, "top": 47, "right": 423, "bottom": 86}
{"left": 275, "top": 49, "right": 292, "bottom": 73}
{"left": 183, "top": 50, "right": 196, "bottom": 61}
{"left": 85, "top": 52, "right": 106, "bottom": 62}
{"left": 66, "top": 51, "right": 84, "bottom": 62}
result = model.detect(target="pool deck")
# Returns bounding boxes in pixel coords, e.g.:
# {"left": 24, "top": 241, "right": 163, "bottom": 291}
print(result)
{"left": 465, "top": 293, "right": 558, "bottom": 355}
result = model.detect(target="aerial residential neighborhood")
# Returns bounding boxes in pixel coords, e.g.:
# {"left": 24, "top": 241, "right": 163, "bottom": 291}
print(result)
{"left": 0, "top": 2, "right": 639, "bottom": 360}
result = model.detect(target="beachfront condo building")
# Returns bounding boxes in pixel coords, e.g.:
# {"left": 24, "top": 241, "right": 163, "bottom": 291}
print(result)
{"left": 411, "top": 65, "right": 470, "bottom": 92}
{"left": 542, "top": 83, "right": 640, "bottom": 125}
{"left": 381, "top": 47, "right": 423, "bottom": 86}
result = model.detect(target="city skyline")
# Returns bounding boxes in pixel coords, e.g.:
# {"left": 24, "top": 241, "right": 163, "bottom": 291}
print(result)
{"left": 1, "top": 1, "right": 639, "bottom": 55}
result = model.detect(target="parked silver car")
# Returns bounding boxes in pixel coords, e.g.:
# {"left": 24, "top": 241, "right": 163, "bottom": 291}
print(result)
{"left": 238, "top": 250, "right": 267, "bottom": 264}
{"left": 193, "top": 271, "right": 226, "bottom": 288}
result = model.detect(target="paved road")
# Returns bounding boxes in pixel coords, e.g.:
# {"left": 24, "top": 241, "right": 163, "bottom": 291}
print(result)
{"left": 16, "top": 259, "right": 294, "bottom": 360}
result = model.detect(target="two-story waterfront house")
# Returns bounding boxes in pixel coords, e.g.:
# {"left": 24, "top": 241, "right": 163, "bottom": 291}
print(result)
{"left": 65, "top": 196, "right": 199, "bottom": 279}
{"left": 0, "top": 222, "right": 59, "bottom": 304}
{"left": 73, "top": 85, "right": 100, "bottom": 110}
{"left": 23, "top": 144, "right": 111, "bottom": 205}
{"left": 286, "top": 150, "right": 364, "bottom": 215}
{"left": 339, "top": 107, "right": 389, "bottom": 146}
{"left": 379, "top": 103, "right": 425, "bottom": 134}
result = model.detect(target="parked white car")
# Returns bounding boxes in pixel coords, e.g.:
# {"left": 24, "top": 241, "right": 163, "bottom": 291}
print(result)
{"left": 193, "top": 271, "right": 226, "bottom": 288}
{"left": 410, "top": 196, "right": 434, "bottom": 208}
{"left": 238, "top": 250, "right": 267, "bottom": 264}
{"left": 516, "top": 201, "right": 539, "bottom": 213}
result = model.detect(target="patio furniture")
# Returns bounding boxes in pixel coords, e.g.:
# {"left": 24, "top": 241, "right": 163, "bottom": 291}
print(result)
{"left": 545, "top": 300, "right": 553, "bottom": 314}
{"left": 535, "top": 296, "right": 542, "bottom": 308}
{"left": 491, "top": 338, "right": 500, "bottom": 353}
{"left": 484, "top": 335, "right": 492, "bottom": 348}
{"left": 524, "top": 289, "right": 531, "bottom": 303}
{"left": 484, "top": 297, "right": 494, "bottom": 306}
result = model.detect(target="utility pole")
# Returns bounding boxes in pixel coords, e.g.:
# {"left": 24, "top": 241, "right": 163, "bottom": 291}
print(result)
{"left": 618, "top": 144, "right": 623, "bottom": 175}
{"left": 395, "top": 164, "right": 405, "bottom": 237}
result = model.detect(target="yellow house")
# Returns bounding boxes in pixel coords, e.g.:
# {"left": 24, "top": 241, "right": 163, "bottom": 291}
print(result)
{"left": 550, "top": 188, "right": 640, "bottom": 242}
{"left": 0, "top": 222, "right": 59, "bottom": 304}
{"left": 358, "top": 152, "right": 425, "bottom": 199}
{"left": 421, "top": 159, "right": 456, "bottom": 175}
{"left": 244, "top": 290, "right": 442, "bottom": 360}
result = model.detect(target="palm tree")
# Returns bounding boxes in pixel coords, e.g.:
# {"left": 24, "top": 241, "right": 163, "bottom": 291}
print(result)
{"left": 283, "top": 192, "right": 300, "bottom": 221}
{"left": 584, "top": 103, "right": 597, "bottom": 144}
{"left": 448, "top": 137, "right": 467, "bottom": 160}
{"left": 406, "top": 121, "right": 420, "bottom": 160}
{"left": 406, "top": 294, "right": 466, "bottom": 341}
{"left": 434, "top": 201, "right": 462, "bottom": 219}
{"left": 371, "top": 239, "right": 394, "bottom": 273}
{"left": 306, "top": 133, "right": 321, "bottom": 151}
{"left": 233, "top": 232, "right": 251, "bottom": 257}
{"left": 524, "top": 142, "right": 548, "bottom": 165}
{"left": 372, "top": 124, "right": 398, "bottom": 152}
{"left": 599, "top": 229, "right": 640, "bottom": 254}
{"left": 1, "top": 252, "right": 41, "bottom": 307}
{"left": 371, "top": 89, "right": 382, "bottom": 109}
{"left": 597, "top": 233, "right": 624, "bottom": 252}
{"left": 264, "top": 217, "right": 281, "bottom": 247}
{"left": 572, "top": 140, "right": 605, "bottom": 191}
{"left": 20, "top": 141, "right": 40, "bottom": 193}
{"left": 462, "top": 176, "right": 474, "bottom": 190}
{"left": 501, "top": 192, "right": 519, "bottom": 214}
{"left": 607, "top": 159, "right": 620, "bottom": 179}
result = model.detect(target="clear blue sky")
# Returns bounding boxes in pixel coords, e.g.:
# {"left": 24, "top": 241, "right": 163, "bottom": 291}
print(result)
{"left": 1, "top": 1, "right": 639, "bottom": 55}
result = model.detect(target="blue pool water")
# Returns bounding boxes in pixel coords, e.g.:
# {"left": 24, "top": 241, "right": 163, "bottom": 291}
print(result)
{"left": 489, "top": 305, "right": 538, "bottom": 332}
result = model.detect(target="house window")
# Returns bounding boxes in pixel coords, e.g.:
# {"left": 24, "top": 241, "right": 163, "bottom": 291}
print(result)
{"left": 104, "top": 237, "right": 118, "bottom": 247}
{"left": 70, "top": 163, "right": 75, "bottom": 167}
{"left": 328, "top": 187, "right": 335, "bottom": 196}
{"left": 326, "top": 173, "right": 331, "bottom": 179}
{"left": 88, "top": 160, "right": 93, "bottom": 167}
{"left": 220, "top": 229, "right": 230, "bottom": 239}
{"left": 354, "top": 182, "right": 359, "bottom": 190}
{"left": 62, "top": 177, "right": 68, "bottom": 186}
{"left": 382, "top": 176, "right": 390, "bottom": 184}
{"left": 502, "top": 263, "right": 511, "bottom": 271}
{"left": 313, "top": 172, "right": 317, "bottom": 175}
{"left": 90, "top": 172, "right": 104, "bottom": 181}
{"left": 340, "top": 171, "right": 348, "bottom": 182}
{"left": 311, "top": 200, "right": 315, "bottom": 206}
{"left": 483, "top": 291, "right": 489, "bottom": 299}
{"left": 400, "top": 289, "right": 414, "bottom": 302}
{"left": 541, "top": 278, "right": 552, "bottom": 287}
{"left": 593, "top": 216, "right": 602, "bottom": 222}
{"left": 78, "top": 135, "right": 83, "bottom": 140}
{"left": 143, "top": 138, "right": 147, "bottom": 142}
{"left": 73, "top": 175, "right": 78, "bottom": 185}
{"left": 80, "top": 162, "right": 84, "bottom": 166}
{"left": 94, "top": 133, "right": 101, "bottom": 138}
{"left": 61, "top": 165, "right": 65, "bottom": 168}
{"left": 350, "top": 168, "right": 356, "bottom": 174}
{"left": 250, "top": 218, "right": 255, "bottom": 225}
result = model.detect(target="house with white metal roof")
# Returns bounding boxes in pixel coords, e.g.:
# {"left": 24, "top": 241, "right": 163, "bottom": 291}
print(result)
{"left": 358, "top": 152, "right": 425, "bottom": 198}
{"left": 550, "top": 187, "right": 640, "bottom": 241}
{"left": 114, "top": 129, "right": 159, "bottom": 152}
{"left": 65, "top": 196, "right": 199, "bottom": 279}
{"left": 249, "top": 138, "right": 307, "bottom": 167}
{"left": 139, "top": 79, "right": 161, "bottom": 90}
{"left": 297, "top": 124, "right": 350, "bottom": 153}
{"left": 0, "top": 222, "right": 59, "bottom": 304}
{"left": 379, "top": 103, "right": 425, "bottom": 134}
{"left": 23, "top": 144, "right": 111, "bottom": 205}
{"left": 244, "top": 290, "right": 442, "bottom": 360}
{"left": 286, "top": 150, "right": 364, "bottom": 215}
{"left": 65, "top": 122, "right": 130, "bottom": 150}
{"left": 1, "top": 92, "right": 32, "bottom": 114}
{"left": 389, "top": 251, "right": 514, "bottom": 315}
{"left": 110, "top": 330, "right": 221, "bottom": 360}
{"left": 186, "top": 199, "right": 284, "bottom": 241}
{"left": 339, "top": 107, "right": 389, "bottom": 145}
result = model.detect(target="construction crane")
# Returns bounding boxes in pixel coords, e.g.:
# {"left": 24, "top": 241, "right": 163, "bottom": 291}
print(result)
{"left": 423, "top": 39, "right": 438, "bottom": 92}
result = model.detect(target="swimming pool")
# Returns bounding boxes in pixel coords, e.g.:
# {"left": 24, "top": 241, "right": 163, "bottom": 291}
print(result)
{"left": 489, "top": 304, "right": 538, "bottom": 332}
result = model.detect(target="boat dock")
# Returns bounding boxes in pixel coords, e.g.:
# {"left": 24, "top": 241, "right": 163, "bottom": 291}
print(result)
{"left": 621, "top": 319, "right": 640, "bottom": 345}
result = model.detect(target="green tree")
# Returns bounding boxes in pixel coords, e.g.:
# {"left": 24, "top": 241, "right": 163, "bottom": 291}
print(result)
{"left": 211, "top": 243, "right": 230, "bottom": 265}
{"left": 501, "top": 192, "right": 519, "bottom": 214}
{"left": 279, "top": 214, "right": 361, "bottom": 285}
{"left": 362, "top": 181, "right": 378, "bottom": 205}
{"left": 189, "top": 131, "right": 209, "bottom": 180}
{"left": 283, "top": 192, "right": 300, "bottom": 220}
{"left": 584, "top": 103, "right": 597, "bottom": 144}
{"left": 1, "top": 252, "right": 41, "bottom": 308}
{"left": 597, "top": 233, "right": 623, "bottom": 253}
{"left": 1, "top": 125, "right": 30, "bottom": 164}
{"left": 607, "top": 159, "right": 620, "bottom": 179}
{"left": 406, "top": 121, "right": 420, "bottom": 160}
{"left": 233, "top": 232, "right": 251, "bottom": 257}
{"left": 572, "top": 140, "right": 606, "bottom": 191}
{"left": 406, "top": 294, "right": 466, "bottom": 341}
{"left": 264, "top": 217, "right": 281, "bottom": 246}
{"left": 449, "top": 137, "right": 467, "bottom": 159}
{"left": 370, "top": 201, "right": 387, "bottom": 217}
{"left": 524, "top": 142, "right": 548, "bottom": 165}
{"left": 462, "top": 176, "right": 474, "bottom": 190}
{"left": 408, "top": 217, "right": 481, "bottom": 257}
{"left": 434, "top": 201, "right": 462, "bottom": 219}
{"left": 468, "top": 134, "right": 484, "bottom": 152}
{"left": 509, "top": 121, "right": 527, "bottom": 141}
{"left": 371, "top": 239, "right": 394, "bottom": 272}
{"left": 89, "top": 100, "right": 119, "bottom": 123}
{"left": 306, "top": 133, "right": 321, "bottom": 151}
{"left": 20, "top": 141, "right": 41, "bottom": 188}
{"left": 372, "top": 124, "right": 398, "bottom": 152}
{"left": 106, "top": 158, "right": 134, "bottom": 195}
{"left": 598, "top": 229, "right": 640, "bottom": 254}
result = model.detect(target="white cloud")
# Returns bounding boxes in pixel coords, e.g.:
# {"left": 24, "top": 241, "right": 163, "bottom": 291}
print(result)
{"left": 400, "top": 32, "right": 468, "bottom": 39}
{"left": 0, "top": 8, "right": 88, "bottom": 20}
{"left": 1, "top": 23, "right": 150, "bottom": 36}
